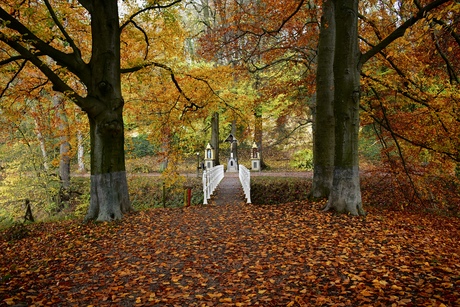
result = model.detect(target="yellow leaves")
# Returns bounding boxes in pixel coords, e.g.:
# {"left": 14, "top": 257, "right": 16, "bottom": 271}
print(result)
{"left": 171, "top": 274, "right": 183, "bottom": 283}
{"left": 391, "top": 284, "right": 403, "bottom": 291}
{"left": 206, "top": 292, "right": 223, "bottom": 299}
{"left": 3, "top": 297, "right": 17, "bottom": 306}
{"left": 372, "top": 278, "right": 388, "bottom": 287}
{"left": 219, "top": 297, "right": 233, "bottom": 303}
{"left": 359, "top": 289, "right": 373, "bottom": 297}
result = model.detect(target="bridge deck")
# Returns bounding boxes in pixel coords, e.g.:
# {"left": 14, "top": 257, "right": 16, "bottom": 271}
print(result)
{"left": 210, "top": 172, "right": 244, "bottom": 206}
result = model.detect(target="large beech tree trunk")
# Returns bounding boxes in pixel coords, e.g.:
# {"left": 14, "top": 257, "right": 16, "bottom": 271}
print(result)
{"left": 310, "top": 0, "right": 335, "bottom": 200}
{"left": 323, "top": 0, "right": 365, "bottom": 215}
{"left": 84, "top": 0, "right": 132, "bottom": 221}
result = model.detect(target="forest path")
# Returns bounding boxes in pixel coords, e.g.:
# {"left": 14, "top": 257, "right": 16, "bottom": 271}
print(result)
{"left": 210, "top": 172, "right": 244, "bottom": 206}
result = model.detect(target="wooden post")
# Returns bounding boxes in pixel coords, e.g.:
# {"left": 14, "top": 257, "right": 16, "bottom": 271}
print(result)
{"left": 24, "top": 199, "right": 34, "bottom": 222}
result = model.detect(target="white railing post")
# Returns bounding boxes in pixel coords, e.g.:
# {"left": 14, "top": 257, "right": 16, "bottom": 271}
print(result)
{"left": 202, "top": 170, "right": 208, "bottom": 204}
{"left": 239, "top": 164, "right": 251, "bottom": 204}
{"left": 202, "top": 165, "right": 224, "bottom": 205}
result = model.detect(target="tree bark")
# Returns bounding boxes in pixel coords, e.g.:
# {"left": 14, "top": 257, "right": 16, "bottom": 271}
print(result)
{"left": 52, "top": 94, "right": 71, "bottom": 190}
{"left": 211, "top": 112, "right": 220, "bottom": 165}
{"left": 324, "top": 0, "right": 365, "bottom": 215}
{"left": 254, "top": 106, "right": 267, "bottom": 169}
{"left": 310, "top": 0, "right": 335, "bottom": 200}
{"left": 77, "top": 130, "right": 86, "bottom": 173}
{"left": 83, "top": 0, "right": 132, "bottom": 221}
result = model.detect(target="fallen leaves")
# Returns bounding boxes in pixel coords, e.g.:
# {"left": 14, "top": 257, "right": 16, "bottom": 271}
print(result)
{"left": 0, "top": 203, "right": 459, "bottom": 306}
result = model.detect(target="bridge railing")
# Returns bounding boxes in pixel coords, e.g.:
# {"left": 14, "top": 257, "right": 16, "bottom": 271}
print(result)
{"left": 202, "top": 165, "right": 224, "bottom": 204}
{"left": 239, "top": 164, "right": 251, "bottom": 204}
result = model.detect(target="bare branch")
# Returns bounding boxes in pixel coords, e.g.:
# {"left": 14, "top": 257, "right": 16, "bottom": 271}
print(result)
{"left": 128, "top": 20, "right": 150, "bottom": 60}
{"left": 120, "top": 0, "right": 183, "bottom": 31}
{"left": 263, "top": 0, "right": 306, "bottom": 35}
{"left": 0, "top": 55, "right": 26, "bottom": 66}
{"left": 0, "top": 59, "right": 26, "bottom": 99}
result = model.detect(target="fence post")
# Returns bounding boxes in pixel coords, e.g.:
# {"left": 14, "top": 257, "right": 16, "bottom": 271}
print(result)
{"left": 203, "top": 170, "right": 208, "bottom": 205}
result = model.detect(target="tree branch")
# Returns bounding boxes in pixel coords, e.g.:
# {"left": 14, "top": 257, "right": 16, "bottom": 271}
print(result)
{"left": 360, "top": 100, "right": 458, "bottom": 162}
{"left": 360, "top": 0, "right": 450, "bottom": 66}
{"left": 120, "top": 0, "right": 183, "bottom": 31}
{"left": 0, "top": 7, "right": 90, "bottom": 84}
{"left": 0, "top": 59, "right": 26, "bottom": 99}
{"left": 76, "top": 0, "right": 92, "bottom": 12}
{"left": 43, "top": 0, "right": 82, "bottom": 60}
{"left": 431, "top": 27, "right": 459, "bottom": 84}
{"left": 127, "top": 20, "right": 150, "bottom": 60}
{"left": 0, "top": 33, "right": 87, "bottom": 109}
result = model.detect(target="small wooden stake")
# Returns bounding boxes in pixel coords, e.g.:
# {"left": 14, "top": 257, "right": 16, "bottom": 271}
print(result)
{"left": 24, "top": 199, "right": 34, "bottom": 222}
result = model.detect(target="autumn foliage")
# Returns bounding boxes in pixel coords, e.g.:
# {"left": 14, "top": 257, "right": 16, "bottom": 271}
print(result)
{"left": 1, "top": 199, "right": 459, "bottom": 306}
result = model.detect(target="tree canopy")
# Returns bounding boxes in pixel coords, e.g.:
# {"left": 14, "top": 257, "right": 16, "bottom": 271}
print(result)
{"left": 0, "top": 0, "right": 459, "bottom": 220}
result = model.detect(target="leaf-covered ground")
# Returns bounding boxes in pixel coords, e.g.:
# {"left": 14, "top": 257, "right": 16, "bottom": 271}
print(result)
{"left": 1, "top": 202, "right": 459, "bottom": 306}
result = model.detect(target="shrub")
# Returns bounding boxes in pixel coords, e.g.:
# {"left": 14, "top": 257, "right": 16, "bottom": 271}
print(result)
{"left": 289, "top": 149, "right": 313, "bottom": 170}
{"left": 128, "top": 176, "right": 203, "bottom": 209}
{"left": 126, "top": 135, "right": 156, "bottom": 158}
{"left": 251, "top": 177, "right": 311, "bottom": 205}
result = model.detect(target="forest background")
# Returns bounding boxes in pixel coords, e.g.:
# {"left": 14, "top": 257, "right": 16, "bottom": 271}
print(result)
{"left": 0, "top": 0, "right": 459, "bottom": 223}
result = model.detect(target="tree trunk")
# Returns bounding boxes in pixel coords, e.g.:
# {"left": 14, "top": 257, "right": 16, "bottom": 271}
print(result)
{"left": 53, "top": 94, "right": 71, "bottom": 190}
{"left": 84, "top": 0, "right": 132, "bottom": 221}
{"left": 254, "top": 106, "right": 267, "bottom": 169}
{"left": 77, "top": 130, "right": 86, "bottom": 172}
{"left": 324, "top": 0, "right": 365, "bottom": 215}
{"left": 31, "top": 100, "right": 49, "bottom": 172}
{"left": 35, "top": 122, "right": 49, "bottom": 172}
{"left": 310, "top": 0, "right": 335, "bottom": 200}
{"left": 230, "top": 120, "right": 238, "bottom": 162}
{"left": 211, "top": 112, "right": 220, "bottom": 165}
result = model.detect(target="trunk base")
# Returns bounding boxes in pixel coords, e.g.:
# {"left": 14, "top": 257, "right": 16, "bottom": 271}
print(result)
{"left": 309, "top": 165, "right": 334, "bottom": 200}
{"left": 85, "top": 171, "right": 132, "bottom": 222}
{"left": 323, "top": 166, "right": 365, "bottom": 216}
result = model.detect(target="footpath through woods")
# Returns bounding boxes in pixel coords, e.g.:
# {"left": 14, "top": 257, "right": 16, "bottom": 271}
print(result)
{"left": 210, "top": 172, "right": 244, "bottom": 206}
